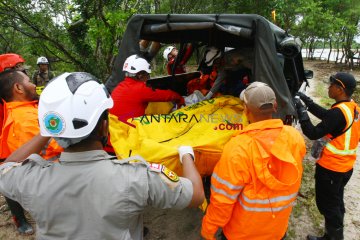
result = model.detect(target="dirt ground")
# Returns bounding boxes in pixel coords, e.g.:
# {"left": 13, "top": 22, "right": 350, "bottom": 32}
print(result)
{"left": 1, "top": 60, "right": 360, "bottom": 240}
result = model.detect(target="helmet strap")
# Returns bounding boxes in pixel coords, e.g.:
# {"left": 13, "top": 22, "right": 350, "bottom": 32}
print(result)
{"left": 54, "top": 135, "right": 89, "bottom": 149}
{"left": 125, "top": 72, "right": 136, "bottom": 78}
{"left": 101, "top": 136, "right": 108, "bottom": 148}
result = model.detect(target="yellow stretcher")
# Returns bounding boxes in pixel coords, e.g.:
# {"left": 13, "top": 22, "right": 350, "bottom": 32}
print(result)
{"left": 109, "top": 96, "right": 248, "bottom": 177}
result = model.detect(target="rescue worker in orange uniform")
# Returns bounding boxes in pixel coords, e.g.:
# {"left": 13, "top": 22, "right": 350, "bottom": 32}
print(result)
{"left": 0, "top": 53, "right": 26, "bottom": 131}
{"left": 295, "top": 72, "right": 360, "bottom": 240}
{"left": 187, "top": 47, "right": 222, "bottom": 96}
{"left": 187, "top": 46, "right": 251, "bottom": 100}
{"left": 201, "top": 82, "right": 306, "bottom": 240}
{"left": 0, "top": 69, "right": 63, "bottom": 235}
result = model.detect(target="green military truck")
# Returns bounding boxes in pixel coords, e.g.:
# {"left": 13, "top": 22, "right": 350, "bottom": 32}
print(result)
{"left": 106, "top": 13, "right": 313, "bottom": 121}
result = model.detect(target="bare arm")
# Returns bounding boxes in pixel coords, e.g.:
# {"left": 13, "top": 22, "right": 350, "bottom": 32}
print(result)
{"left": 5, "top": 134, "right": 50, "bottom": 163}
{"left": 181, "top": 154, "right": 205, "bottom": 208}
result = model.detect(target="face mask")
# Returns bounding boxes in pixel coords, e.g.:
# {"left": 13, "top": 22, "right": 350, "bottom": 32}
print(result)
{"left": 54, "top": 135, "right": 89, "bottom": 149}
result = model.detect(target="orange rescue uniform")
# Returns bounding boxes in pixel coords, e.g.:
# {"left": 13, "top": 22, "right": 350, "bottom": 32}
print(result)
{"left": 317, "top": 101, "right": 360, "bottom": 172}
{"left": 187, "top": 70, "right": 218, "bottom": 96}
{"left": 0, "top": 101, "right": 62, "bottom": 160}
{"left": 201, "top": 119, "right": 306, "bottom": 240}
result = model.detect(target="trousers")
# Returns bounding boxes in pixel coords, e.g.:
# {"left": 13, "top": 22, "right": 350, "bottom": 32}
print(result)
{"left": 315, "top": 163, "right": 353, "bottom": 229}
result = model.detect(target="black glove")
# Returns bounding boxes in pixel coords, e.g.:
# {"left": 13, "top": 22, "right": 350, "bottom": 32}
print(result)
{"left": 294, "top": 97, "right": 310, "bottom": 122}
{"left": 296, "top": 92, "right": 313, "bottom": 106}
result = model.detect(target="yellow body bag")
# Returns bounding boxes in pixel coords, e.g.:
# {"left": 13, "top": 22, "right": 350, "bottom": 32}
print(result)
{"left": 109, "top": 96, "right": 248, "bottom": 176}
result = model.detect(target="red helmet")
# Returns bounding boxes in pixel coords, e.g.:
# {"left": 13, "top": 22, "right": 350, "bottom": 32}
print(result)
{"left": 0, "top": 53, "right": 25, "bottom": 73}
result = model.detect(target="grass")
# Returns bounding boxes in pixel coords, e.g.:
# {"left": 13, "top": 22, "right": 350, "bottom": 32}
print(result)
{"left": 316, "top": 81, "right": 333, "bottom": 108}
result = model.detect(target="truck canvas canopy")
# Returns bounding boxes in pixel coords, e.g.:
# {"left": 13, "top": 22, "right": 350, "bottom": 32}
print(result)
{"left": 106, "top": 14, "right": 308, "bottom": 119}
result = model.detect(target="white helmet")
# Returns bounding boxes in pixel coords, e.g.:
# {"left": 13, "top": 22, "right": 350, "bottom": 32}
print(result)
{"left": 37, "top": 56, "right": 49, "bottom": 65}
{"left": 123, "top": 54, "right": 151, "bottom": 74}
{"left": 204, "top": 47, "right": 222, "bottom": 66}
{"left": 38, "top": 72, "right": 113, "bottom": 138}
{"left": 163, "top": 46, "right": 175, "bottom": 60}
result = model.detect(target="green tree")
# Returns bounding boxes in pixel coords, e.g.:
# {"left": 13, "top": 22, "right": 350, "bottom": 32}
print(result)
{"left": 1, "top": 0, "right": 359, "bottom": 77}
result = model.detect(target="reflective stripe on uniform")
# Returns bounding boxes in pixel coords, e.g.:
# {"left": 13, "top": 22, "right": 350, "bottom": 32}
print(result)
{"left": 211, "top": 172, "right": 244, "bottom": 190}
{"left": 238, "top": 198, "right": 295, "bottom": 212}
{"left": 325, "top": 104, "right": 357, "bottom": 155}
{"left": 241, "top": 192, "right": 298, "bottom": 204}
{"left": 211, "top": 185, "right": 239, "bottom": 200}
{"left": 325, "top": 145, "right": 357, "bottom": 155}
{"left": 210, "top": 172, "right": 244, "bottom": 200}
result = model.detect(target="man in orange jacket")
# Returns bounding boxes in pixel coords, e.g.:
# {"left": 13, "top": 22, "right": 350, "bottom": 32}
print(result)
{"left": 295, "top": 72, "right": 359, "bottom": 240}
{"left": 0, "top": 53, "right": 27, "bottom": 132}
{"left": 0, "top": 69, "right": 62, "bottom": 235}
{"left": 201, "top": 82, "right": 306, "bottom": 240}
{"left": 187, "top": 47, "right": 221, "bottom": 96}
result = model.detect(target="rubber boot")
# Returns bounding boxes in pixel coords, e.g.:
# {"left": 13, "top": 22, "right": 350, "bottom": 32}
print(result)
{"left": 5, "top": 197, "right": 34, "bottom": 235}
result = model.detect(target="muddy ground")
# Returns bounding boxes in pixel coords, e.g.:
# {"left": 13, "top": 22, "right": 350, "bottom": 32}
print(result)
{"left": 1, "top": 60, "right": 359, "bottom": 240}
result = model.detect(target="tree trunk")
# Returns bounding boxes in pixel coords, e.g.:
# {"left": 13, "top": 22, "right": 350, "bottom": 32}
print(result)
{"left": 335, "top": 40, "right": 340, "bottom": 64}
{"left": 320, "top": 41, "right": 325, "bottom": 60}
{"left": 340, "top": 46, "right": 345, "bottom": 64}
{"left": 309, "top": 38, "right": 315, "bottom": 60}
{"left": 327, "top": 39, "right": 332, "bottom": 63}
{"left": 154, "top": 0, "right": 160, "bottom": 13}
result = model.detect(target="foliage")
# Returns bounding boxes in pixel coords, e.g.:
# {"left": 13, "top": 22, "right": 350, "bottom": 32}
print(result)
{"left": 0, "top": 0, "right": 359, "bottom": 80}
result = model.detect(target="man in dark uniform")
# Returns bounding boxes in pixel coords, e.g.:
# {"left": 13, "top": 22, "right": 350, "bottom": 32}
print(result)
{"left": 295, "top": 72, "right": 360, "bottom": 240}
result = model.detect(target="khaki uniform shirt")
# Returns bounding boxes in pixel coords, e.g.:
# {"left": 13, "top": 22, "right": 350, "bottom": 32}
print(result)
{"left": 32, "top": 70, "right": 54, "bottom": 87}
{"left": 0, "top": 150, "right": 193, "bottom": 240}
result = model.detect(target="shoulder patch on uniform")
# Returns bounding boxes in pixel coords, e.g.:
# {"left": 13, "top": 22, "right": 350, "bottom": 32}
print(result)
{"left": 149, "top": 163, "right": 179, "bottom": 182}
{"left": 149, "top": 163, "right": 162, "bottom": 172}
{"left": 161, "top": 165, "right": 179, "bottom": 182}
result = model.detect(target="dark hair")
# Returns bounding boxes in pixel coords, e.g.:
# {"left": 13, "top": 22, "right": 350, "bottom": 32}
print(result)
{"left": 0, "top": 69, "right": 24, "bottom": 102}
